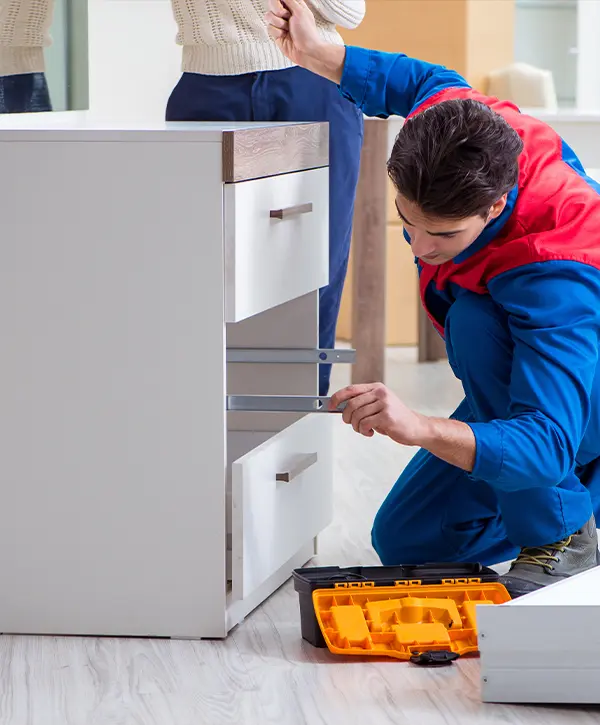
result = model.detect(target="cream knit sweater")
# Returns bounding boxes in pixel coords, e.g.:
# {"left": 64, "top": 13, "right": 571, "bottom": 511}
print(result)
{"left": 170, "top": 0, "right": 365, "bottom": 76}
{"left": 0, "top": 0, "right": 53, "bottom": 76}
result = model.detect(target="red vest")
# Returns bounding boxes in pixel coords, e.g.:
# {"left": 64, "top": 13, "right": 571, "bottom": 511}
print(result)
{"left": 406, "top": 88, "right": 600, "bottom": 336}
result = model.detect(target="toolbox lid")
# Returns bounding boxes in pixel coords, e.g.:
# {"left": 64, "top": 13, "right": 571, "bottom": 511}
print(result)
{"left": 293, "top": 563, "right": 498, "bottom": 592}
{"left": 313, "top": 581, "right": 510, "bottom": 661}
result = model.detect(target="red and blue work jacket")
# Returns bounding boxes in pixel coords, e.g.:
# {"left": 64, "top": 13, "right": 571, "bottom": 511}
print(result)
{"left": 339, "top": 46, "right": 600, "bottom": 492}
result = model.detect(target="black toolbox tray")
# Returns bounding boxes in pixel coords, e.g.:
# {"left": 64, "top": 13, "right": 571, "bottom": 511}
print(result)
{"left": 293, "top": 563, "right": 499, "bottom": 647}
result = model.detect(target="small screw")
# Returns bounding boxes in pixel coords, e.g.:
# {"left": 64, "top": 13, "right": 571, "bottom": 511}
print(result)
{"left": 319, "top": 352, "right": 327, "bottom": 361}
{"left": 483, "top": 677, "right": 488, "bottom": 683}
{"left": 480, "top": 633, "right": 486, "bottom": 638}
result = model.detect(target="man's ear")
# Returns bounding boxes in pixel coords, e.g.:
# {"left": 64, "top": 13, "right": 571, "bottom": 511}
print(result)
{"left": 488, "top": 194, "right": 508, "bottom": 222}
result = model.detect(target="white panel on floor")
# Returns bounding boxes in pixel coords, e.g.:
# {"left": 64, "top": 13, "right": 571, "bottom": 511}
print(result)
{"left": 479, "top": 566, "right": 600, "bottom": 704}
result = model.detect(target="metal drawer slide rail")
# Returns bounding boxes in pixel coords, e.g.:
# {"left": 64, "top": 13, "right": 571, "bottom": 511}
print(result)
{"left": 226, "top": 348, "right": 355, "bottom": 364}
{"left": 226, "top": 395, "right": 346, "bottom": 413}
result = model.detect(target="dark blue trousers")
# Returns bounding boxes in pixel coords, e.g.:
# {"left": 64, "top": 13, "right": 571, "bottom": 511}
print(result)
{"left": 0, "top": 73, "right": 52, "bottom": 114}
{"left": 166, "top": 68, "right": 364, "bottom": 395}
{"left": 372, "top": 292, "right": 600, "bottom": 566}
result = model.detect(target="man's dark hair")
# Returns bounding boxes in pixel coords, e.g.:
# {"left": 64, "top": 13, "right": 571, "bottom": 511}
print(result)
{"left": 387, "top": 99, "right": 524, "bottom": 219}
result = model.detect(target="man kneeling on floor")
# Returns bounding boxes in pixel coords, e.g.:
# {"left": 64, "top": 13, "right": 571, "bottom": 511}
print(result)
{"left": 267, "top": 0, "right": 600, "bottom": 598}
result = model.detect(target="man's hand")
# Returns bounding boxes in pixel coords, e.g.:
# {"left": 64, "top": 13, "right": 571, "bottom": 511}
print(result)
{"left": 265, "top": 0, "right": 346, "bottom": 83}
{"left": 329, "top": 382, "right": 477, "bottom": 472}
{"left": 329, "top": 383, "right": 428, "bottom": 445}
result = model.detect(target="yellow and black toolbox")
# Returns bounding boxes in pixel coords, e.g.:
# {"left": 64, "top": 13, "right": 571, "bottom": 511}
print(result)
{"left": 293, "top": 564, "right": 511, "bottom": 665}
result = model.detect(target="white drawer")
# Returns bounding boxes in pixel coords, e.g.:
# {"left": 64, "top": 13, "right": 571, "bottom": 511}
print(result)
{"left": 230, "top": 414, "right": 333, "bottom": 600}
{"left": 224, "top": 168, "right": 329, "bottom": 323}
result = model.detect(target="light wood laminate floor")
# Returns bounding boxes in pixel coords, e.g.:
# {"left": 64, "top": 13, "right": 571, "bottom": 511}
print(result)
{"left": 1, "top": 349, "right": 598, "bottom": 725}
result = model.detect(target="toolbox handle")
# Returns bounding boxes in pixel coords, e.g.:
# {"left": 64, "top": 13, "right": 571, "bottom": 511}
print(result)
{"left": 334, "top": 581, "right": 375, "bottom": 589}
{"left": 276, "top": 452, "right": 318, "bottom": 483}
{"left": 410, "top": 651, "right": 460, "bottom": 667}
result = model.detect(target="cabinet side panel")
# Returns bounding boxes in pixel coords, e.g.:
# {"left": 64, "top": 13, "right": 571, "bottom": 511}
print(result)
{"left": 0, "top": 140, "right": 227, "bottom": 637}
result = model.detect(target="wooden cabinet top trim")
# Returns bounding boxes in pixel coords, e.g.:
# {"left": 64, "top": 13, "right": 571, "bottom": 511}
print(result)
{"left": 222, "top": 123, "right": 329, "bottom": 183}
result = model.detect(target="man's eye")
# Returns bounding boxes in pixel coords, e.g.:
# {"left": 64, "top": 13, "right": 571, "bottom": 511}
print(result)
{"left": 441, "top": 233, "right": 457, "bottom": 239}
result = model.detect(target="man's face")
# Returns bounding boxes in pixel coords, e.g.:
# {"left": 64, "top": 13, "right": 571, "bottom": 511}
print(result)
{"left": 395, "top": 194, "right": 507, "bottom": 265}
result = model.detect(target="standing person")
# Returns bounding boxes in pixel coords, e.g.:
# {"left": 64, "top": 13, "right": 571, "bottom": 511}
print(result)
{"left": 167, "top": 0, "right": 365, "bottom": 396}
{"left": 267, "top": 0, "right": 600, "bottom": 597}
{"left": 0, "top": 0, "right": 53, "bottom": 113}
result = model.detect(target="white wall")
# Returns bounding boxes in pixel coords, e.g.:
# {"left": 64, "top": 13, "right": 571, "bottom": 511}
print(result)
{"left": 87, "top": 0, "right": 181, "bottom": 120}
{"left": 576, "top": 0, "right": 600, "bottom": 109}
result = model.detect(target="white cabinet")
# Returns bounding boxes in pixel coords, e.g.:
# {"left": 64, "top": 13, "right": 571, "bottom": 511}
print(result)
{"left": 0, "top": 115, "right": 333, "bottom": 638}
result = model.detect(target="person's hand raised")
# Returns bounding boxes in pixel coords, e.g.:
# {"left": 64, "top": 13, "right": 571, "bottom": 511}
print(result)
{"left": 265, "top": 0, "right": 323, "bottom": 65}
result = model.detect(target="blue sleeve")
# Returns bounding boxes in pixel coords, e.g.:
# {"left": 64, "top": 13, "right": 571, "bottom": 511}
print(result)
{"left": 339, "top": 46, "right": 470, "bottom": 119}
{"left": 468, "top": 261, "right": 600, "bottom": 492}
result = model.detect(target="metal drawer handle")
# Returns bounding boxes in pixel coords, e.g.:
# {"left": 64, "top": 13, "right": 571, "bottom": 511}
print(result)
{"left": 276, "top": 452, "right": 318, "bottom": 483}
{"left": 270, "top": 202, "right": 313, "bottom": 220}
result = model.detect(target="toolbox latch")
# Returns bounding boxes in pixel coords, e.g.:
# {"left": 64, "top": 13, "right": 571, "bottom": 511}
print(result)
{"left": 410, "top": 650, "right": 460, "bottom": 667}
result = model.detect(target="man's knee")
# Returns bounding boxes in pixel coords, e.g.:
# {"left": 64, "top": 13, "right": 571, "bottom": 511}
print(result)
{"left": 372, "top": 502, "right": 508, "bottom": 567}
{"left": 371, "top": 492, "right": 447, "bottom": 566}
{"left": 370, "top": 471, "right": 507, "bottom": 566}
{"left": 371, "top": 504, "right": 424, "bottom": 565}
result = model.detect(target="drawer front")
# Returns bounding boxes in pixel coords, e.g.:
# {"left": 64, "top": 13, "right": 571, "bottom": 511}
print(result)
{"left": 224, "top": 168, "right": 329, "bottom": 322}
{"left": 231, "top": 415, "right": 333, "bottom": 600}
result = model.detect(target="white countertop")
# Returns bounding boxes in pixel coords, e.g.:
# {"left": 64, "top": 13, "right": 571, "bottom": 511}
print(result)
{"left": 385, "top": 107, "right": 600, "bottom": 158}
{"left": 0, "top": 111, "right": 302, "bottom": 142}
{"left": 384, "top": 107, "right": 600, "bottom": 125}
{"left": 521, "top": 107, "right": 600, "bottom": 123}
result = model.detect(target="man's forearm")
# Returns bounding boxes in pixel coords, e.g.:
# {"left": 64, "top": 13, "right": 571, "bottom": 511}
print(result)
{"left": 298, "top": 44, "right": 346, "bottom": 84}
{"left": 412, "top": 415, "right": 476, "bottom": 472}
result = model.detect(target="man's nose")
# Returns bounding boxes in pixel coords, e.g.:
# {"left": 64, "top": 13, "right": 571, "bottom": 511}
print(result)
{"left": 411, "top": 234, "right": 436, "bottom": 258}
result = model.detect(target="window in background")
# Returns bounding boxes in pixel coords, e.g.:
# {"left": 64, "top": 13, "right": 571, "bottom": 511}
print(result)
{"left": 45, "top": 0, "right": 88, "bottom": 111}
{"left": 514, "top": 0, "right": 577, "bottom": 108}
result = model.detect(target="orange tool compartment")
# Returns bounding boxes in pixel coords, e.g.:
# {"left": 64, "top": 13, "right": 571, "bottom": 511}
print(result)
{"left": 313, "top": 580, "right": 511, "bottom": 661}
